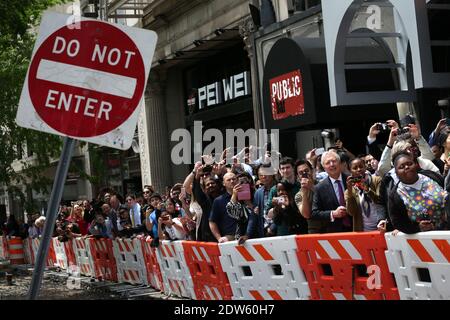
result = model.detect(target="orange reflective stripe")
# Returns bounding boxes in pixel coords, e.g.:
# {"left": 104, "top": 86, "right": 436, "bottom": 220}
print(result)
{"left": 197, "top": 246, "right": 208, "bottom": 261}
{"left": 253, "top": 244, "right": 274, "bottom": 261}
{"left": 329, "top": 239, "right": 352, "bottom": 260}
{"left": 267, "top": 290, "right": 283, "bottom": 300}
{"left": 236, "top": 246, "right": 255, "bottom": 262}
{"left": 166, "top": 244, "right": 174, "bottom": 257}
{"left": 123, "top": 240, "right": 131, "bottom": 252}
{"left": 210, "top": 287, "right": 220, "bottom": 300}
{"left": 249, "top": 290, "right": 264, "bottom": 300}
{"left": 162, "top": 244, "right": 170, "bottom": 257}
{"left": 407, "top": 239, "right": 434, "bottom": 263}
{"left": 314, "top": 242, "right": 331, "bottom": 260}
{"left": 433, "top": 239, "right": 450, "bottom": 263}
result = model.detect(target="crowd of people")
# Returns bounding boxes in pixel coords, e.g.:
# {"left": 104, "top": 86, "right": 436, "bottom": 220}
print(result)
{"left": 2, "top": 116, "right": 450, "bottom": 245}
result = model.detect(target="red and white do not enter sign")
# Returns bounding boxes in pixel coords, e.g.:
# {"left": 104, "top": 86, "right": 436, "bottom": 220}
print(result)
{"left": 27, "top": 20, "right": 145, "bottom": 138}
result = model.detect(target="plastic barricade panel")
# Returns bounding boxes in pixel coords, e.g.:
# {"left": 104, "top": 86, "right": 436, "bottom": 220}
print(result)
{"left": 47, "top": 239, "right": 57, "bottom": 267}
{"left": 7, "top": 237, "right": 25, "bottom": 265}
{"left": 219, "top": 236, "right": 310, "bottom": 300}
{"left": 87, "top": 238, "right": 117, "bottom": 282}
{"left": 72, "top": 238, "right": 94, "bottom": 276}
{"left": 0, "top": 236, "right": 9, "bottom": 260}
{"left": 52, "top": 237, "right": 68, "bottom": 269}
{"left": 296, "top": 231, "right": 399, "bottom": 300}
{"left": 156, "top": 240, "right": 196, "bottom": 299}
{"left": 141, "top": 236, "right": 164, "bottom": 290}
{"left": 112, "top": 238, "right": 146, "bottom": 285}
{"left": 385, "top": 231, "right": 450, "bottom": 300}
{"left": 182, "top": 241, "right": 232, "bottom": 300}
{"left": 64, "top": 239, "right": 77, "bottom": 271}
{"left": 29, "top": 238, "right": 48, "bottom": 266}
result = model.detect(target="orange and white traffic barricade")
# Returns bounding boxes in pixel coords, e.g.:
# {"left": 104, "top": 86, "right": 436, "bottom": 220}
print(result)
{"left": 7, "top": 237, "right": 25, "bottom": 265}
{"left": 182, "top": 241, "right": 232, "bottom": 300}
{"left": 64, "top": 239, "right": 77, "bottom": 271}
{"left": 141, "top": 236, "right": 164, "bottom": 290}
{"left": 219, "top": 236, "right": 310, "bottom": 300}
{"left": 113, "top": 238, "right": 146, "bottom": 285}
{"left": 26, "top": 237, "right": 60, "bottom": 268}
{"left": 0, "top": 236, "right": 9, "bottom": 260}
{"left": 156, "top": 240, "right": 196, "bottom": 299}
{"left": 72, "top": 237, "right": 94, "bottom": 277}
{"left": 87, "top": 238, "right": 117, "bottom": 282}
{"left": 52, "top": 237, "right": 68, "bottom": 269}
{"left": 385, "top": 231, "right": 450, "bottom": 300}
{"left": 296, "top": 231, "right": 399, "bottom": 300}
{"left": 37, "top": 237, "right": 57, "bottom": 268}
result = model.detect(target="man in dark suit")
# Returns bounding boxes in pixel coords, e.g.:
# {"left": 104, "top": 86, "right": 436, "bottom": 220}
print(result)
{"left": 311, "top": 150, "right": 352, "bottom": 233}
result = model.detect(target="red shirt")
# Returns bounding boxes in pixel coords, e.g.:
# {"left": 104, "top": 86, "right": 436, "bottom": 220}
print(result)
{"left": 68, "top": 217, "right": 88, "bottom": 235}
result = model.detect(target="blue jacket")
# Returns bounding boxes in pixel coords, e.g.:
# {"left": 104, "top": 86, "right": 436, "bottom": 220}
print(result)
{"left": 247, "top": 187, "right": 269, "bottom": 238}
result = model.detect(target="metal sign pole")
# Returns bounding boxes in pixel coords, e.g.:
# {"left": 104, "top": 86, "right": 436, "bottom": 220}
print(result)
{"left": 28, "top": 136, "right": 76, "bottom": 300}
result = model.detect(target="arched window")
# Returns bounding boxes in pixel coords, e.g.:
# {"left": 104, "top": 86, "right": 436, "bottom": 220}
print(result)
{"left": 323, "top": 0, "right": 450, "bottom": 106}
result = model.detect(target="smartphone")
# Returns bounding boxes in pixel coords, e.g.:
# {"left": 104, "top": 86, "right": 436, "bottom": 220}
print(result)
{"left": 237, "top": 183, "right": 251, "bottom": 201}
{"left": 315, "top": 147, "right": 325, "bottom": 156}
{"left": 274, "top": 197, "right": 285, "bottom": 205}
{"left": 446, "top": 118, "right": 450, "bottom": 126}
{"left": 202, "top": 165, "right": 213, "bottom": 173}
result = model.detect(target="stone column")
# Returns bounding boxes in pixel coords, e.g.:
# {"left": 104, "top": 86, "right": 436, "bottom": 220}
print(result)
{"left": 138, "top": 99, "right": 152, "bottom": 187}
{"left": 140, "top": 70, "right": 172, "bottom": 193}
{"left": 240, "top": 17, "right": 263, "bottom": 130}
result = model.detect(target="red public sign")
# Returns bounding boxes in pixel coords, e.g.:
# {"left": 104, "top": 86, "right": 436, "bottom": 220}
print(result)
{"left": 27, "top": 20, "right": 146, "bottom": 138}
{"left": 269, "top": 70, "right": 305, "bottom": 121}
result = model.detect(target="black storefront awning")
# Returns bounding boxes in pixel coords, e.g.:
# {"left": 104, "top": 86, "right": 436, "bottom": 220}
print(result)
{"left": 261, "top": 37, "right": 400, "bottom": 131}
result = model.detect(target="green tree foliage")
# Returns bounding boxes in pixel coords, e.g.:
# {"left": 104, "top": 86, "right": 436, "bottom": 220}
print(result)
{"left": 0, "top": 0, "right": 69, "bottom": 211}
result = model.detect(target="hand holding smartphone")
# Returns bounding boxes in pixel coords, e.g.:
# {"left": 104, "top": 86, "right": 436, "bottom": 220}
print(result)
{"left": 315, "top": 147, "right": 325, "bottom": 156}
{"left": 237, "top": 183, "right": 251, "bottom": 201}
{"left": 446, "top": 118, "right": 450, "bottom": 126}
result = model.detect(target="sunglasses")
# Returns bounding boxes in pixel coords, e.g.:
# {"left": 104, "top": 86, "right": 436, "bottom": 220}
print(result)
{"left": 143, "top": 190, "right": 151, "bottom": 194}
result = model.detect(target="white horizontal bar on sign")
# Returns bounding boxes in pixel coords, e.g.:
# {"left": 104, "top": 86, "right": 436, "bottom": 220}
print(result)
{"left": 36, "top": 59, "right": 137, "bottom": 99}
